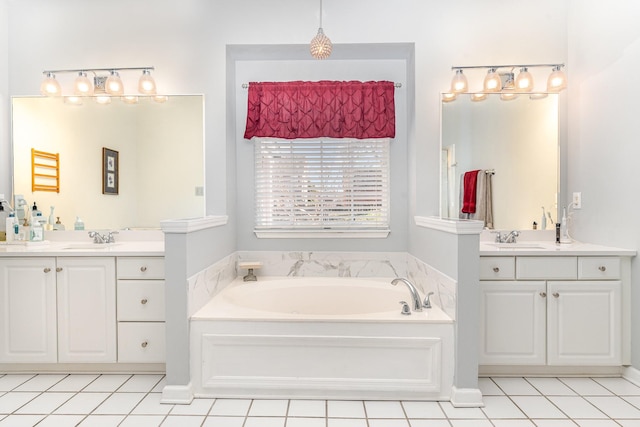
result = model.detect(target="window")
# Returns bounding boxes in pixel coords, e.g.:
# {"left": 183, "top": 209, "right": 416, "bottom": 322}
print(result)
{"left": 254, "top": 138, "right": 390, "bottom": 238}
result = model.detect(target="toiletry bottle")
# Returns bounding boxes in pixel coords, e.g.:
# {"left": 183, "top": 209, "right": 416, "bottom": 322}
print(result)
{"left": 540, "top": 207, "right": 547, "bottom": 230}
{"left": 20, "top": 216, "right": 29, "bottom": 241}
{"left": 12, "top": 214, "right": 19, "bottom": 241}
{"left": 54, "top": 217, "right": 65, "bottom": 231}
{"left": 47, "top": 206, "right": 55, "bottom": 231}
{"left": 555, "top": 223, "right": 561, "bottom": 244}
{"left": 32, "top": 202, "right": 41, "bottom": 217}
{"left": 5, "top": 213, "right": 15, "bottom": 243}
{"left": 0, "top": 203, "right": 6, "bottom": 241}
{"left": 560, "top": 207, "right": 570, "bottom": 243}
{"left": 74, "top": 216, "right": 84, "bottom": 231}
{"left": 30, "top": 213, "right": 44, "bottom": 242}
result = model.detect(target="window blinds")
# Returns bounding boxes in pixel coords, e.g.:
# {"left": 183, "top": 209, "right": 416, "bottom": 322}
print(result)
{"left": 254, "top": 138, "right": 390, "bottom": 231}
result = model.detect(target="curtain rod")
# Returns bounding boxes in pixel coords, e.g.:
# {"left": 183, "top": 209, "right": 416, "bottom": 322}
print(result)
{"left": 241, "top": 82, "right": 402, "bottom": 89}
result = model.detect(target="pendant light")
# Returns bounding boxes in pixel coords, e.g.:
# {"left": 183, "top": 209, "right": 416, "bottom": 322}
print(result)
{"left": 450, "top": 69, "right": 468, "bottom": 93}
{"left": 138, "top": 69, "right": 157, "bottom": 95}
{"left": 310, "top": 0, "right": 332, "bottom": 59}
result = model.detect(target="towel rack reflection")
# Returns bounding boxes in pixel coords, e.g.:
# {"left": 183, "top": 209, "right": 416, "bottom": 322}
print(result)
{"left": 485, "top": 169, "right": 495, "bottom": 175}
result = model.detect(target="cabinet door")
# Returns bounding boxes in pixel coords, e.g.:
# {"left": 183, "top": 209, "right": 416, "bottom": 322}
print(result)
{"left": 0, "top": 258, "right": 57, "bottom": 363}
{"left": 479, "top": 281, "right": 546, "bottom": 365}
{"left": 56, "top": 257, "right": 116, "bottom": 363}
{"left": 547, "top": 281, "right": 622, "bottom": 366}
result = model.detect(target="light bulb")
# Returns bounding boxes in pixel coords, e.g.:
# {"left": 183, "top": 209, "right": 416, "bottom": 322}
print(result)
{"left": 105, "top": 70, "right": 124, "bottom": 95}
{"left": 547, "top": 65, "right": 567, "bottom": 92}
{"left": 483, "top": 68, "right": 501, "bottom": 92}
{"left": 450, "top": 69, "right": 468, "bottom": 93}
{"left": 310, "top": 28, "right": 332, "bottom": 59}
{"left": 40, "top": 73, "right": 61, "bottom": 96}
{"left": 74, "top": 71, "right": 93, "bottom": 96}
{"left": 138, "top": 69, "right": 157, "bottom": 95}
{"left": 515, "top": 67, "right": 534, "bottom": 92}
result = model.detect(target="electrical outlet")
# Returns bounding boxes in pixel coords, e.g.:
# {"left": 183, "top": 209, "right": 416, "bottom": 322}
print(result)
{"left": 195, "top": 186, "right": 204, "bottom": 196}
{"left": 572, "top": 192, "right": 582, "bottom": 209}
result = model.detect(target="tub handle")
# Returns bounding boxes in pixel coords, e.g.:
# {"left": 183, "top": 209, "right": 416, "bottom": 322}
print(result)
{"left": 424, "top": 292, "right": 434, "bottom": 309}
{"left": 399, "top": 301, "right": 411, "bottom": 315}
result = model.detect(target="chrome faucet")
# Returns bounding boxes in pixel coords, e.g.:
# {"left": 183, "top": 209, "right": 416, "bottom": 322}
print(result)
{"left": 391, "top": 278, "right": 423, "bottom": 312}
{"left": 88, "top": 231, "right": 119, "bottom": 244}
{"left": 491, "top": 230, "right": 520, "bottom": 243}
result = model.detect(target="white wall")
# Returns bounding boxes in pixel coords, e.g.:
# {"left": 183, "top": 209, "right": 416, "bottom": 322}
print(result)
{"left": 567, "top": 0, "right": 640, "bottom": 367}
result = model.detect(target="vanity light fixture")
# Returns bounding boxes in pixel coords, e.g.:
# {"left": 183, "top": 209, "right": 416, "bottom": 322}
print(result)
{"left": 448, "top": 63, "right": 567, "bottom": 100}
{"left": 40, "top": 66, "right": 160, "bottom": 99}
{"left": 310, "top": 0, "right": 332, "bottom": 59}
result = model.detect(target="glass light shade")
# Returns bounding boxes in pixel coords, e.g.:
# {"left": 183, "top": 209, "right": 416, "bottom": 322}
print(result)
{"left": 74, "top": 71, "right": 93, "bottom": 96}
{"left": 515, "top": 67, "right": 534, "bottom": 92}
{"left": 95, "top": 95, "right": 112, "bottom": 105}
{"left": 450, "top": 69, "right": 468, "bottom": 93}
{"left": 483, "top": 68, "right": 501, "bottom": 92}
{"left": 500, "top": 92, "right": 518, "bottom": 101}
{"left": 153, "top": 95, "right": 169, "bottom": 103}
{"left": 310, "top": 28, "right": 332, "bottom": 59}
{"left": 138, "top": 69, "right": 157, "bottom": 95}
{"left": 547, "top": 66, "right": 567, "bottom": 92}
{"left": 40, "top": 73, "right": 61, "bottom": 96}
{"left": 105, "top": 71, "right": 124, "bottom": 95}
{"left": 64, "top": 96, "right": 83, "bottom": 105}
{"left": 471, "top": 93, "right": 487, "bottom": 102}
{"left": 442, "top": 92, "right": 457, "bottom": 103}
{"left": 122, "top": 95, "right": 139, "bottom": 104}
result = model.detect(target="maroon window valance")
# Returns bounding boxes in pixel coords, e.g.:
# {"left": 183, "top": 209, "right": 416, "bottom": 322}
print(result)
{"left": 243, "top": 80, "right": 396, "bottom": 140}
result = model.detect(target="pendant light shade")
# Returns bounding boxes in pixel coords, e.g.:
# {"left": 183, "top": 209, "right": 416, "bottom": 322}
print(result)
{"left": 515, "top": 67, "right": 534, "bottom": 92}
{"left": 483, "top": 68, "right": 501, "bottom": 92}
{"left": 547, "top": 65, "right": 567, "bottom": 92}
{"left": 105, "top": 70, "right": 124, "bottom": 95}
{"left": 74, "top": 71, "right": 93, "bottom": 96}
{"left": 310, "top": 0, "right": 332, "bottom": 59}
{"left": 40, "top": 72, "right": 61, "bottom": 96}
{"left": 138, "top": 69, "right": 157, "bottom": 95}
{"left": 450, "top": 69, "right": 468, "bottom": 93}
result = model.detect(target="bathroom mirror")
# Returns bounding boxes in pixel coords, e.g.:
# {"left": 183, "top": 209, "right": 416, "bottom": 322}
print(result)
{"left": 11, "top": 95, "right": 204, "bottom": 230}
{"left": 440, "top": 93, "right": 559, "bottom": 230}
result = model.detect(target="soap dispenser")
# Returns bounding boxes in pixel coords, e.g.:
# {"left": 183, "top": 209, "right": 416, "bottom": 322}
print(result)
{"left": 74, "top": 216, "right": 84, "bottom": 231}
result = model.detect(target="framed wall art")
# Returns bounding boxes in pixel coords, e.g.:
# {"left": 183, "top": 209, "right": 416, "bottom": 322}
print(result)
{"left": 102, "top": 147, "right": 119, "bottom": 195}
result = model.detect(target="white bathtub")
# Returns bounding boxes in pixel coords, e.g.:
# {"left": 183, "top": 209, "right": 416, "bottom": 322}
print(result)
{"left": 190, "top": 276, "right": 454, "bottom": 400}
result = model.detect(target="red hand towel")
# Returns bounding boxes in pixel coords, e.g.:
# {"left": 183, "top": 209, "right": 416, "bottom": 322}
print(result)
{"left": 461, "top": 170, "right": 480, "bottom": 214}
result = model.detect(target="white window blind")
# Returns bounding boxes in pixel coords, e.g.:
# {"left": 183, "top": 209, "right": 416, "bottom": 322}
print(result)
{"left": 254, "top": 138, "right": 390, "bottom": 233}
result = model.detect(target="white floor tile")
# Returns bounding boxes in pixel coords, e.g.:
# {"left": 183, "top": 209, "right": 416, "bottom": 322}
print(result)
{"left": 368, "top": 419, "right": 410, "bottom": 427}
{"left": 248, "top": 399, "right": 288, "bottom": 416}
{"left": 83, "top": 375, "right": 132, "bottom": 392}
{"left": 286, "top": 417, "right": 326, "bottom": 427}
{"left": 76, "top": 414, "right": 125, "bottom": 427}
{"left": 481, "top": 396, "right": 527, "bottom": 418}
{"left": 402, "top": 401, "right": 446, "bottom": 418}
{"left": 152, "top": 377, "right": 167, "bottom": 393}
{"left": 364, "top": 401, "right": 405, "bottom": 418}
{"left": 526, "top": 377, "right": 577, "bottom": 396}
{"left": 478, "top": 377, "right": 504, "bottom": 395}
{"left": 209, "top": 399, "right": 251, "bottom": 416}
{"left": 449, "top": 420, "right": 493, "bottom": 427}
{"left": 14, "top": 374, "right": 66, "bottom": 392}
{"left": 492, "top": 377, "right": 541, "bottom": 395}
{"left": 327, "top": 400, "right": 366, "bottom": 418}
{"left": 35, "top": 414, "right": 86, "bottom": 427}
{"left": 491, "top": 420, "right": 536, "bottom": 427}
{"left": 119, "top": 375, "right": 165, "bottom": 393}
{"left": 560, "top": 378, "right": 614, "bottom": 396}
{"left": 15, "top": 392, "right": 74, "bottom": 414}
{"left": 531, "top": 420, "right": 578, "bottom": 427}
{"left": 616, "top": 420, "right": 640, "bottom": 427}
{"left": 585, "top": 396, "right": 640, "bottom": 418}
{"left": 288, "top": 399, "right": 326, "bottom": 417}
{"left": 0, "top": 414, "right": 46, "bottom": 426}
{"left": 574, "top": 420, "right": 621, "bottom": 427}
{"left": 92, "top": 392, "right": 146, "bottom": 415}
{"left": 131, "top": 393, "right": 173, "bottom": 415}
{"left": 0, "top": 375, "right": 34, "bottom": 392}
{"left": 118, "top": 414, "right": 165, "bottom": 426}
{"left": 48, "top": 375, "right": 99, "bottom": 392}
{"left": 53, "top": 392, "right": 110, "bottom": 415}
{"left": 623, "top": 395, "right": 640, "bottom": 409}
{"left": 510, "top": 396, "right": 567, "bottom": 419}
{"left": 0, "top": 392, "right": 40, "bottom": 414}
{"left": 408, "top": 420, "right": 451, "bottom": 427}
{"left": 439, "top": 401, "right": 487, "bottom": 419}
{"left": 594, "top": 378, "right": 640, "bottom": 395}
{"left": 202, "top": 416, "right": 245, "bottom": 426}
{"left": 547, "top": 396, "right": 607, "bottom": 419}
{"left": 327, "top": 419, "right": 368, "bottom": 427}
{"left": 169, "top": 398, "right": 214, "bottom": 415}
{"left": 243, "top": 416, "right": 285, "bottom": 427}
{"left": 161, "top": 415, "right": 206, "bottom": 427}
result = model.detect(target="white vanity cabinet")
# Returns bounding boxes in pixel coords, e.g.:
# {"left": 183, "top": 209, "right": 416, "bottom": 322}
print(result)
{"left": 480, "top": 255, "right": 624, "bottom": 367}
{"left": 0, "top": 258, "right": 57, "bottom": 363}
{"left": 116, "top": 257, "right": 165, "bottom": 363}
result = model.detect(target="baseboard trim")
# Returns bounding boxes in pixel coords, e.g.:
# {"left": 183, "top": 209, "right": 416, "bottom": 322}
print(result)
{"left": 624, "top": 366, "right": 640, "bottom": 387}
{"left": 161, "top": 383, "right": 194, "bottom": 405}
{"left": 450, "top": 386, "right": 483, "bottom": 408}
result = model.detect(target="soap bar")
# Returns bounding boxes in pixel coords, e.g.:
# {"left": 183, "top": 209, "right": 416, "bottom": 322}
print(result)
{"left": 238, "top": 261, "right": 263, "bottom": 269}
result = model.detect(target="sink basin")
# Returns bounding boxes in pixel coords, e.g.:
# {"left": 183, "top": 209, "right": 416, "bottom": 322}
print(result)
{"left": 486, "top": 242, "right": 545, "bottom": 249}
{"left": 62, "top": 243, "right": 121, "bottom": 250}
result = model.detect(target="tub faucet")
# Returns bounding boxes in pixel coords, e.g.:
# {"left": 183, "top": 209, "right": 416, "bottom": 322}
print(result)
{"left": 391, "top": 278, "right": 423, "bottom": 312}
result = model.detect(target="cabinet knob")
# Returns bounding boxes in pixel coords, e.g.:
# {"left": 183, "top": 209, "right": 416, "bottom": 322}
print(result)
{"left": 43, "top": 267, "right": 51, "bottom": 273}
{"left": 141, "top": 341, "right": 148, "bottom": 348}
{"left": 492, "top": 267, "right": 500, "bottom": 273}
{"left": 599, "top": 265, "right": 607, "bottom": 272}
{"left": 56, "top": 267, "right": 63, "bottom": 272}
{"left": 140, "top": 298, "right": 148, "bottom": 305}
{"left": 140, "top": 266, "right": 147, "bottom": 272}
{"left": 553, "top": 292, "right": 560, "bottom": 298}
{"left": 540, "top": 292, "right": 547, "bottom": 298}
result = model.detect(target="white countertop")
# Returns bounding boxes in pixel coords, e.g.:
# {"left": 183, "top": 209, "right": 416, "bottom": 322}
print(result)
{"left": 480, "top": 240, "right": 636, "bottom": 257}
{"left": 0, "top": 240, "right": 164, "bottom": 257}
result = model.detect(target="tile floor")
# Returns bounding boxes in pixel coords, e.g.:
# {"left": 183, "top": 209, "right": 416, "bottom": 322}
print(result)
{"left": 2, "top": 374, "right": 640, "bottom": 426}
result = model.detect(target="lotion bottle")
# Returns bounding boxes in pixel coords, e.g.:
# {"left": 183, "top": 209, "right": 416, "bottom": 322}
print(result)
{"left": 540, "top": 207, "right": 547, "bottom": 230}
{"left": 560, "top": 207, "right": 571, "bottom": 243}
{"left": 4, "top": 212, "right": 14, "bottom": 242}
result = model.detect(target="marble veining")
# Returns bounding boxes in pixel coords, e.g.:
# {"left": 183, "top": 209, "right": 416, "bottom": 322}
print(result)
{"left": 187, "top": 252, "right": 238, "bottom": 317}
{"left": 407, "top": 254, "right": 457, "bottom": 320}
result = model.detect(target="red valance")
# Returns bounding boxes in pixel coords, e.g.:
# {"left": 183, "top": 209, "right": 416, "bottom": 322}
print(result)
{"left": 243, "top": 80, "right": 396, "bottom": 140}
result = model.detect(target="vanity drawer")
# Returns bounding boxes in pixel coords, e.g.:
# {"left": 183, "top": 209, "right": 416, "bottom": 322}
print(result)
{"left": 578, "top": 257, "right": 621, "bottom": 280}
{"left": 117, "top": 257, "right": 164, "bottom": 280}
{"left": 117, "top": 280, "right": 165, "bottom": 321}
{"left": 117, "top": 322, "right": 165, "bottom": 363}
{"left": 516, "top": 256, "right": 577, "bottom": 280}
{"left": 480, "top": 257, "right": 515, "bottom": 280}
